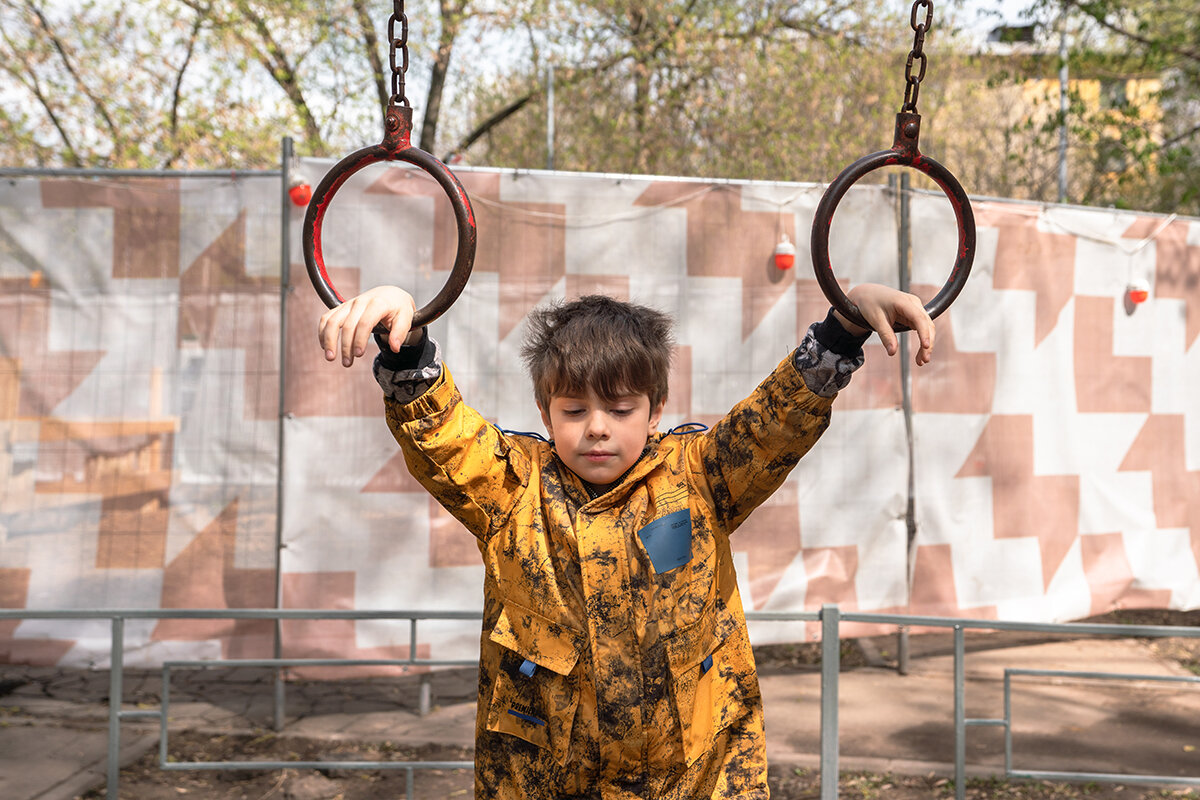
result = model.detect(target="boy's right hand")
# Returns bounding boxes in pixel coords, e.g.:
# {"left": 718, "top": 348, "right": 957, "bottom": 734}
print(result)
{"left": 318, "top": 286, "right": 418, "bottom": 368}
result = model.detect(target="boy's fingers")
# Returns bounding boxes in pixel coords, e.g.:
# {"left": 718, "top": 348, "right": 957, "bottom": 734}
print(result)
{"left": 350, "top": 298, "right": 385, "bottom": 361}
{"left": 318, "top": 307, "right": 346, "bottom": 361}
{"left": 385, "top": 299, "right": 416, "bottom": 353}
{"left": 911, "top": 306, "right": 935, "bottom": 365}
{"left": 862, "top": 307, "right": 898, "bottom": 356}
{"left": 339, "top": 301, "right": 369, "bottom": 366}
{"left": 879, "top": 329, "right": 898, "bottom": 356}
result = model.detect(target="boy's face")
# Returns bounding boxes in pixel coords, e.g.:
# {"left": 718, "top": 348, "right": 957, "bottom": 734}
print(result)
{"left": 539, "top": 389, "right": 664, "bottom": 486}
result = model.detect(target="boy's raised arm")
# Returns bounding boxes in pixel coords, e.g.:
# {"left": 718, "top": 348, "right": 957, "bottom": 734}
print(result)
{"left": 318, "top": 285, "right": 424, "bottom": 368}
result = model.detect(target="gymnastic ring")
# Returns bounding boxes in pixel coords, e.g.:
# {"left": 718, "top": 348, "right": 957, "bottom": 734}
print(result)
{"left": 810, "top": 112, "right": 975, "bottom": 332}
{"left": 302, "top": 104, "right": 477, "bottom": 330}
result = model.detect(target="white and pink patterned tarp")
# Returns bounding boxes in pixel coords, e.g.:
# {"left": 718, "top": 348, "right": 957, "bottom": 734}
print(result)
{"left": 1, "top": 160, "right": 1197, "bottom": 668}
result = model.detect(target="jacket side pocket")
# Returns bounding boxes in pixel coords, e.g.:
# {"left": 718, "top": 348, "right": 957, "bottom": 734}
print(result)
{"left": 485, "top": 603, "right": 585, "bottom": 765}
{"left": 664, "top": 606, "right": 739, "bottom": 764}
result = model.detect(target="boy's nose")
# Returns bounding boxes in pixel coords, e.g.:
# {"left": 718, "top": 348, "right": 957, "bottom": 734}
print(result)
{"left": 585, "top": 412, "right": 609, "bottom": 439}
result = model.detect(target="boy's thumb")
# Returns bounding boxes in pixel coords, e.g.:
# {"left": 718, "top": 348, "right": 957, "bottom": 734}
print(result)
{"left": 387, "top": 324, "right": 405, "bottom": 353}
{"left": 882, "top": 331, "right": 898, "bottom": 356}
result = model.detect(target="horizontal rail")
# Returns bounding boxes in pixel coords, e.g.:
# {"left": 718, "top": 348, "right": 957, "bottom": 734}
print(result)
{"left": 1010, "top": 770, "right": 1200, "bottom": 787}
{"left": 1003, "top": 666, "right": 1200, "bottom": 792}
{"left": 1007, "top": 667, "right": 1200, "bottom": 685}
{"left": 165, "top": 657, "right": 479, "bottom": 669}
{"left": 6, "top": 607, "right": 1197, "bottom": 638}
{"left": 0, "top": 608, "right": 480, "bottom": 621}
{"left": 0, "top": 167, "right": 279, "bottom": 178}
{"left": 837, "top": 610, "right": 1200, "bottom": 639}
{"left": 159, "top": 759, "right": 473, "bottom": 771}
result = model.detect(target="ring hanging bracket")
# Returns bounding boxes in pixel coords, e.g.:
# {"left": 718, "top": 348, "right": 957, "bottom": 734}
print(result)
{"left": 300, "top": 0, "right": 475, "bottom": 332}
{"left": 809, "top": 0, "right": 975, "bottom": 333}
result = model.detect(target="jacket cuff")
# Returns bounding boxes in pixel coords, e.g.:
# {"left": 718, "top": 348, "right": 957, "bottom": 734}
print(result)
{"left": 792, "top": 315, "right": 867, "bottom": 398}
{"left": 373, "top": 328, "right": 443, "bottom": 402}
{"left": 812, "top": 308, "right": 871, "bottom": 358}
{"left": 375, "top": 326, "right": 431, "bottom": 371}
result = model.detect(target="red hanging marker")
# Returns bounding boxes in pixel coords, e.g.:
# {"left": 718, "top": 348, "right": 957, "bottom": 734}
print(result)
{"left": 288, "top": 179, "right": 313, "bottom": 207}
{"left": 774, "top": 235, "right": 796, "bottom": 270}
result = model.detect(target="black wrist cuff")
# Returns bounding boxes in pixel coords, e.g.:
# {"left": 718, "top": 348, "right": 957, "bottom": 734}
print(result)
{"left": 813, "top": 308, "right": 871, "bottom": 357}
{"left": 375, "top": 326, "right": 430, "bottom": 371}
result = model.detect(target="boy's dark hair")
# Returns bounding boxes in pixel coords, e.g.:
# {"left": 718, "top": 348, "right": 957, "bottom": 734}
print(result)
{"left": 521, "top": 295, "right": 674, "bottom": 411}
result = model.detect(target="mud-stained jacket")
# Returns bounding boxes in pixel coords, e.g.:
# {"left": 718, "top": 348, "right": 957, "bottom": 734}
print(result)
{"left": 374, "top": 313, "right": 867, "bottom": 800}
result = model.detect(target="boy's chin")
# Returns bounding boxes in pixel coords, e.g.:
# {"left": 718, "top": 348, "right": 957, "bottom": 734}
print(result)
{"left": 567, "top": 461, "right": 629, "bottom": 488}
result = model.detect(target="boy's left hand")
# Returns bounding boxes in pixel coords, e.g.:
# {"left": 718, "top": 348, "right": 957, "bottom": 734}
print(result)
{"left": 833, "top": 284, "right": 936, "bottom": 366}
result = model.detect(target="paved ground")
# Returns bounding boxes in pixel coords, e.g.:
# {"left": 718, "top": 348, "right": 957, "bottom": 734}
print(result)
{"left": 2, "top": 629, "right": 1199, "bottom": 799}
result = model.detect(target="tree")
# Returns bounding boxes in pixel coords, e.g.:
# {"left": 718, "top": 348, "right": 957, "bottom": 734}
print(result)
{"left": 452, "top": 0, "right": 928, "bottom": 183}
{"left": 0, "top": 0, "right": 520, "bottom": 168}
{"left": 0, "top": 0, "right": 272, "bottom": 168}
{"left": 964, "top": 0, "right": 1200, "bottom": 214}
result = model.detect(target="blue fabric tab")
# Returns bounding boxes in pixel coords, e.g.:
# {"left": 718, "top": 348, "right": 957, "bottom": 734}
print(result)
{"left": 637, "top": 509, "right": 692, "bottom": 573}
{"left": 700, "top": 654, "right": 714, "bottom": 676}
{"left": 507, "top": 709, "right": 546, "bottom": 726}
{"left": 518, "top": 658, "right": 537, "bottom": 677}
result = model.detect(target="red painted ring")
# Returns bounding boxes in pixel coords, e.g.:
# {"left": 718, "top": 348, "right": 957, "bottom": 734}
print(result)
{"left": 301, "top": 144, "right": 477, "bottom": 329}
{"left": 810, "top": 149, "right": 975, "bottom": 332}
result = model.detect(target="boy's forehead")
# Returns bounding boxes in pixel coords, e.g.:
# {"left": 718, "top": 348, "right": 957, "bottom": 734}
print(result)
{"left": 551, "top": 388, "right": 647, "bottom": 403}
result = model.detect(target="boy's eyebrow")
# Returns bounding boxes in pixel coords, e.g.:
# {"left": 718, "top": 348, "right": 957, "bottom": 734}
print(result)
{"left": 552, "top": 391, "right": 643, "bottom": 403}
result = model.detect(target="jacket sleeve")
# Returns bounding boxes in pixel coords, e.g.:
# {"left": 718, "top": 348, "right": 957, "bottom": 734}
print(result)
{"left": 379, "top": 357, "right": 532, "bottom": 543}
{"left": 687, "top": 311, "right": 869, "bottom": 533}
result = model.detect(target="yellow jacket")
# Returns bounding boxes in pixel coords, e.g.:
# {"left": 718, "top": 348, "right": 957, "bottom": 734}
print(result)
{"left": 383, "top": 347, "right": 841, "bottom": 799}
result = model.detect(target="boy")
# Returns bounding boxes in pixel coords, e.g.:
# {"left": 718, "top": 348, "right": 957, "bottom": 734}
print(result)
{"left": 320, "top": 284, "right": 934, "bottom": 799}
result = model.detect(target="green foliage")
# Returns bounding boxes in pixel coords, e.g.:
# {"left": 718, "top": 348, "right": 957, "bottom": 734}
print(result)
{"left": 460, "top": 0, "right": 914, "bottom": 184}
{"left": 977, "top": 0, "right": 1200, "bottom": 214}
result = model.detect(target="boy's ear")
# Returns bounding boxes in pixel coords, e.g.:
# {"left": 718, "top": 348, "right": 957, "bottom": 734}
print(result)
{"left": 647, "top": 400, "right": 665, "bottom": 435}
{"left": 538, "top": 402, "right": 554, "bottom": 437}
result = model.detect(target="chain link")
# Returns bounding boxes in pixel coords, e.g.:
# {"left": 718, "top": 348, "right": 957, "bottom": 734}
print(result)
{"left": 902, "top": 0, "right": 934, "bottom": 113}
{"left": 388, "top": 0, "right": 410, "bottom": 107}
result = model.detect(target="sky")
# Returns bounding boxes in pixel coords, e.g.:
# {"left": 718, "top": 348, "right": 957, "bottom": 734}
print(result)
{"left": 934, "top": 0, "right": 1039, "bottom": 38}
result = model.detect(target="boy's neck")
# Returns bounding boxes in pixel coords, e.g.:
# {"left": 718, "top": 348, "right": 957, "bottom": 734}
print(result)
{"left": 573, "top": 444, "right": 652, "bottom": 500}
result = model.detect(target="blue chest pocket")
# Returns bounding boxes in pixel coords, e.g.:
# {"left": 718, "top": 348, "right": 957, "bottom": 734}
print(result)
{"left": 637, "top": 509, "right": 692, "bottom": 573}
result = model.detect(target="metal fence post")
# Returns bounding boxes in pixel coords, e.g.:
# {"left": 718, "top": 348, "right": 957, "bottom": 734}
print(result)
{"left": 897, "top": 170, "right": 916, "bottom": 677}
{"left": 274, "top": 136, "right": 294, "bottom": 732}
{"left": 107, "top": 615, "right": 124, "bottom": 800}
{"left": 820, "top": 604, "right": 841, "bottom": 800}
{"left": 954, "top": 624, "right": 966, "bottom": 800}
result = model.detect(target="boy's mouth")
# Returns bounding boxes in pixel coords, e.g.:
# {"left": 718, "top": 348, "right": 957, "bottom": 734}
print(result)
{"left": 583, "top": 451, "right": 614, "bottom": 462}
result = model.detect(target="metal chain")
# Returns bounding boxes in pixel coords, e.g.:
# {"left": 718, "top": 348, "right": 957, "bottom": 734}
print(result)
{"left": 388, "top": 0, "right": 410, "bottom": 107}
{"left": 902, "top": 0, "right": 934, "bottom": 113}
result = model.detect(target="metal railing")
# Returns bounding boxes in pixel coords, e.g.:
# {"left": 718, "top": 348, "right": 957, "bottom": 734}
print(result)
{"left": 2, "top": 605, "right": 1199, "bottom": 800}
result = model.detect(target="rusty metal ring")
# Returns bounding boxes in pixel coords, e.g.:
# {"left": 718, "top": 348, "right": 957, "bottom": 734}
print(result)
{"left": 302, "top": 108, "right": 476, "bottom": 330}
{"left": 810, "top": 113, "right": 975, "bottom": 332}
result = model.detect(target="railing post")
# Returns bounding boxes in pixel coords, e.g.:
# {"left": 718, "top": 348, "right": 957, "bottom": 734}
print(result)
{"left": 820, "top": 604, "right": 841, "bottom": 800}
{"left": 107, "top": 616, "right": 124, "bottom": 800}
{"left": 273, "top": 135, "right": 294, "bottom": 734}
{"left": 419, "top": 674, "right": 433, "bottom": 717}
{"left": 954, "top": 624, "right": 966, "bottom": 800}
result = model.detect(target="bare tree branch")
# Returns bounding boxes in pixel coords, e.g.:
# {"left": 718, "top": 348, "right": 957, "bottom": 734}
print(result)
{"left": 1064, "top": 0, "right": 1200, "bottom": 64}
{"left": 351, "top": 0, "right": 389, "bottom": 121}
{"left": 23, "top": 0, "right": 121, "bottom": 159}
{"left": 420, "top": 0, "right": 470, "bottom": 153}
{"left": 163, "top": 9, "right": 207, "bottom": 168}
{"left": 0, "top": 21, "right": 80, "bottom": 165}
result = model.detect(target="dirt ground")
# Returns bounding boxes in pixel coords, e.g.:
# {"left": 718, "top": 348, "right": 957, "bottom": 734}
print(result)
{"left": 76, "top": 609, "right": 1200, "bottom": 800}
{"left": 78, "top": 731, "right": 1200, "bottom": 800}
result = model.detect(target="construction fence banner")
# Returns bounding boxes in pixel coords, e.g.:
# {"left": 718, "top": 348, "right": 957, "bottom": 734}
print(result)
{"left": 0, "top": 160, "right": 1197, "bottom": 669}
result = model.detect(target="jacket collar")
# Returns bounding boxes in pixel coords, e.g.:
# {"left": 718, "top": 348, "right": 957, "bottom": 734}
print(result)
{"left": 553, "top": 432, "right": 671, "bottom": 511}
